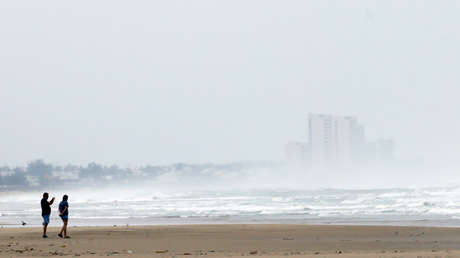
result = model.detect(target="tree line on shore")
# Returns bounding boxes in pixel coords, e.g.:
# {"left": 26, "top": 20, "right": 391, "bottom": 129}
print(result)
{"left": 0, "top": 159, "right": 277, "bottom": 189}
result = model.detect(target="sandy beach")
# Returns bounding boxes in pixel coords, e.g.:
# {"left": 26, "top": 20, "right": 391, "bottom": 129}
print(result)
{"left": 1, "top": 224, "right": 460, "bottom": 257}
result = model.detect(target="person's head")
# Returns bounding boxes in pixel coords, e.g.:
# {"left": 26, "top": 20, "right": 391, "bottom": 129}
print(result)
{"left": 43, "top": 192, "right": 49, "bottom": 199}
{"left": 62, "top": 195, "right": 68, "bottom": 201}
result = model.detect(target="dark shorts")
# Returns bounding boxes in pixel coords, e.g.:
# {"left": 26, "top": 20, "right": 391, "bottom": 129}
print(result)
{"left": 42, "top": 215, "right": 50, "bottom": 225}
{"left": 60, "top": 215, "right": 68, "bottom": 221}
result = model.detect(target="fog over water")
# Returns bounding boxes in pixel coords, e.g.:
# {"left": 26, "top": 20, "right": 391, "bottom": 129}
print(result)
{"left": 1, "top": 1, "right": 460, "bottom": 226}
{"left": 2, "top": 163, "right": 460, "bottom": 227}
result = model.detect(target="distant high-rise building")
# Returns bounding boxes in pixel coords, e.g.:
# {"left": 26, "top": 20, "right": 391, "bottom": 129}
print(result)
{"left": 308, "top": 114, "right": 338, "bottom": 167}
{"left": 308, "top": 113, "right": 365, "bottom": 167}
{"left": 286, "top": 113, "right": 395, "bottom": 168}
{"left": 336, "top": 116, "right": 359, "bottom": 166}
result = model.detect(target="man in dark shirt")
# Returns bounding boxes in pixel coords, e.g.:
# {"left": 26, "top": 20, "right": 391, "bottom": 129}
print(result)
{"left": 58, "top": 194, "right": 70, "bottom": 238}
{"left": 40, "top": 192, "right": 55, "bottom": 238}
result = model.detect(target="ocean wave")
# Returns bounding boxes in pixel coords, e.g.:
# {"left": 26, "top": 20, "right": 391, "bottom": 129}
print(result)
{"left": 3, "top": 186, "right": 460, "bottom": 225}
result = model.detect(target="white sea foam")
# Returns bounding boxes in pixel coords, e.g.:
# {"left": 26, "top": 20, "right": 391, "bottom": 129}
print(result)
{"left": 3, "top": 186, "right": 460, "bottom": 227}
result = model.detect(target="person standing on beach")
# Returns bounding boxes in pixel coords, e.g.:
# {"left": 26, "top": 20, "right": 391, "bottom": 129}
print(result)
{"left": 58, "top": 194, "right": 70, "bottom": 238}
{"left": 40, "top": 192, "right": 55, "bottom": 238}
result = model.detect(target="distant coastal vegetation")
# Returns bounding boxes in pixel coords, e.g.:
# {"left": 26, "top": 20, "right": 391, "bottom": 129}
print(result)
{"left": 0, "top": 160, "right": 278, "bottom": 190}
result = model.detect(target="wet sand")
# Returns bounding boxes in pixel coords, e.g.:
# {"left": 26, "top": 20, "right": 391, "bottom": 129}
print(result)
{"left": 1, "top": 224, "right": 460, "bottom": 257}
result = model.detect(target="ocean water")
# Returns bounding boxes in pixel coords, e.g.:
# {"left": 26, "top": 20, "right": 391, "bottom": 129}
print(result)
{"left": 2, "top": 186, "right": 460, "bottom": 227}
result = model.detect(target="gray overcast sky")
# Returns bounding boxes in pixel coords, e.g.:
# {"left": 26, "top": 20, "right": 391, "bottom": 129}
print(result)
{"left": 1, "top": 1, "right": 459, "bottom": 166}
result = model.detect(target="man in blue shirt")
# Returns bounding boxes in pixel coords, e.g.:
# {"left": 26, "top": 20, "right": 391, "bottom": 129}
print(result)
{"left": 40, "top": 192, "right": 55, "bottom": 238}
{"left": 58, "top": 194, "right": 70, "bottom": 238}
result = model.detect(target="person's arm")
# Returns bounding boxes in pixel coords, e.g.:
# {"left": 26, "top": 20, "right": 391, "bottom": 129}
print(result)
{"left": 48, "top": 197, "right": 55, "bottom": 205}
{"left": 60, "top": 206, "right": 67, "bottom": 216}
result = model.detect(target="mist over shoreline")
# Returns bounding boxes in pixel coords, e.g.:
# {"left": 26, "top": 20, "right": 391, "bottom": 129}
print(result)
{"left": 2, "top": 160, "right": 460, "bottom": 228}
{"left": 1, "top": 159, "right": 458, "bottom": 192}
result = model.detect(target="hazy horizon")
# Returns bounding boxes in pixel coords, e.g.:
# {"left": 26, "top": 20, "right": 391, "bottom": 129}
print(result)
{"left": 2, "top": 1, "right": 460, "bottom": 169}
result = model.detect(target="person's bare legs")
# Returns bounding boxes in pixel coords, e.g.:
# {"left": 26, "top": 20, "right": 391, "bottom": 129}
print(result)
{"left": 43, "top": 224, "right": 47, "bottom": 236}
{"left": 59, "top": 220, "right": 67, "bottom": 237}
{"left": 63, "top": 220, "right": 67, "bottom": 237}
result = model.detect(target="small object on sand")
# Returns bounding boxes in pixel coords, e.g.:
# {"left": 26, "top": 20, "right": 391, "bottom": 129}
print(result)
{"left": 155, "top": 250, "right": 168, "bottom": 253}
{"left": 127, "top": 250, "right": 133, "bottom": 254}
{"left": 249, "top": 250, "right": 258, "bottom": 255}
{"left": 314, "top": 251, "right": 320, "bottom": 255}
{"left": 336, "top": 250, "right": 342, "bottom": 254}
{"left": 183, "top": 252, "right": 192, "bottom": 255}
